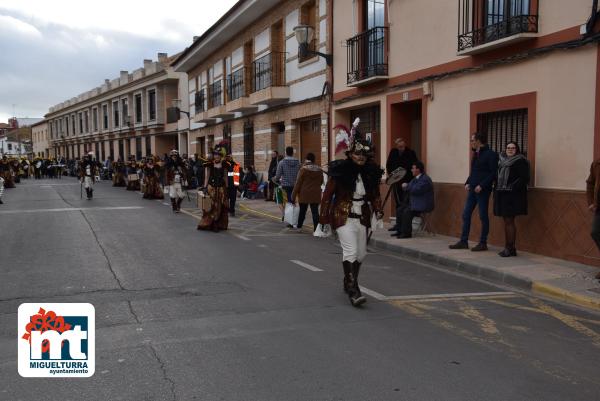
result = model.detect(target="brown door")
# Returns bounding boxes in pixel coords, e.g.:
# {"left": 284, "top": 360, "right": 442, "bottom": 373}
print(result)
{"left": 300, "top": 118, "right": 321, "bottom": 166}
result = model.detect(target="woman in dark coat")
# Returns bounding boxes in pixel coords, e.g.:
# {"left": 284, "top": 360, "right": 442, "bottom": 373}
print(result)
{"left": 493, "top": 142, "right": 530, "bottom": 257}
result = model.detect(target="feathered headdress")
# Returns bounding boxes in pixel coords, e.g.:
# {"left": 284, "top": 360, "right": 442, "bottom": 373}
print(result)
{"left": 212, "top": 139, "right": 229, "bottom": 158}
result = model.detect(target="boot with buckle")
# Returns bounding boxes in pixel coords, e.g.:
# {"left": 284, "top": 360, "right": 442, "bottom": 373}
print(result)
{"left": 348, "top": 261, "right": 366, "bottom": 307}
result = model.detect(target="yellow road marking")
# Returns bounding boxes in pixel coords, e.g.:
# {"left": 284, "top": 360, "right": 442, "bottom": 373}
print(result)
{"left": 529, "top": 298, "right": 600, "bottom": 349}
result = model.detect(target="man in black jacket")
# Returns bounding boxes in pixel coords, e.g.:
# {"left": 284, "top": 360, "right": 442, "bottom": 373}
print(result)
{"left": 386, "top": 138, "right": 418, "bottom": 232}
{"left": 265, "top": 150, "right": 279, "bottom": 201}
{"left": 450, "top": 132, "right": 498, "bottom": 251}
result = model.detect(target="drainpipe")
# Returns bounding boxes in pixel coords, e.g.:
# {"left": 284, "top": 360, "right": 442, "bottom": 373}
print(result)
{"left": 326, "top": 0, "right": 334, "bottom": 165}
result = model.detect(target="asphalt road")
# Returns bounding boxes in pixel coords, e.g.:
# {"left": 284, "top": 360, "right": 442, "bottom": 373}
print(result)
{"left": 1, "top": 178, "right": 600, "bottom": 401}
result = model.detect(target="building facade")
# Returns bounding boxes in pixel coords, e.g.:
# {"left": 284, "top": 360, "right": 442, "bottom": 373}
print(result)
{"left": 173, "top": 0, "right": 332, "bottom": 175}
{"left": 332, "top": 0, "right": 600, "bottom": 266}
{"left": 31, "top": 120, "right": 49, "bottom": 158}
{"left": 46, "top": 53, "right": 189, "bottom": 162}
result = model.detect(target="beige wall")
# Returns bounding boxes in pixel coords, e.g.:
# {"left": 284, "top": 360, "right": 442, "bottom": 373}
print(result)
{"left": 32, "top": 123, "right": 49, "bottom": 157}
{"left": 427, "top": 46, "right": 596, "bottom": 190}
{"left": 332, "top": 0, "right": 594, "bottom": 93}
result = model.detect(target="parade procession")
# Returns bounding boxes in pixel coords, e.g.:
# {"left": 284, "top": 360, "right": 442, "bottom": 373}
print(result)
{"left": 4, "top": 0, "right": 600, "bottom": 400}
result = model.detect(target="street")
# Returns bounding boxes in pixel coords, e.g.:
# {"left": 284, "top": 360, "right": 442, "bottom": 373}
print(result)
{"left": 1, "top": 178, "right": 600, "bottom": 401}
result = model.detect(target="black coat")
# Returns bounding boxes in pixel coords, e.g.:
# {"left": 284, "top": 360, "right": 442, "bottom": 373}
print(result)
{"left": 493, "top": 158, "right": 530, "bottom": 217}
{"left": 466, "top": 145, "right": 498, "bottom": 191}
{"left": 386, "top": 148, "right": 418, "bottom": 183}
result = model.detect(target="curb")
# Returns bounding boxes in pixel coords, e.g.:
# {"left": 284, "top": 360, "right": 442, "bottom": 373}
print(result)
{"left": 532, "top": 282, "right": 600, "bottom": 311}
{"left": 239, "top": 202, "right": 600, "bottom": 312}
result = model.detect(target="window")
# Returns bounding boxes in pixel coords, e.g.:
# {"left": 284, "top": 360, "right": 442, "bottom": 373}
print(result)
{"left": 113, "top": 101, "right": 120, "bottom": 127}
{"left": 65, "top": 116, "right": 69, "bottom": 136}
{"left": 72, "top": 115, "right": 76, "bottom": 135}
{"left": 299, "top": 0, "right": 317, "bottom": 63}
{"left": 121, "top": 99, "right": 129, "bottom": 126}
{"left": 102, "top": 105, "right": 108, "bottom": 129}
{"left": 92, "top": 108, "right": 98, "bottom": 132}
{"left": 135, "top": 94, "right": 142, "bottom": 123}
{"left": 477, "top": 108, "right": 528, "bottom": 156}
{"left": 365, "top": 0, "right": 385, "bottom": 30}
{"left": 148, "top": 89, "right": 156, "bottom": 121}
{"left": 84, "top": 110, "right": 89, "bottom": 133}
{"left": 59, "top": 119, "right": 63, "bottom": 135}
{"left": 243, "top": 121, "right": 254, "bottom": 168}
{"left": 79, "top": 113, "right": 83, "bottom": 134}
{"left": 223, "top": 124, "right": 232, "bottom": 154}
{"left": 195, "top": 89, "right": 206, "bottom": 113}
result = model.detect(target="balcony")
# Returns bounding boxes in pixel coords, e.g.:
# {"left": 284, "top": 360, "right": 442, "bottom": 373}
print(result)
{"left": 226, "top": 67, "right": 257, "bottom": 113}
{"left": 207, "top": 80, "right": 234, "bottom": 119}
{"left": 457, "top": 0, "right": 539, "bottom": 55}
{"left": 192, "top": 90, "right": 215, "bottom": 124}
{"left": 249, "top": 52, "right": 289, "bottom": 106}
{"left": 346, "top": 27, "right": 388, "bottom": 87}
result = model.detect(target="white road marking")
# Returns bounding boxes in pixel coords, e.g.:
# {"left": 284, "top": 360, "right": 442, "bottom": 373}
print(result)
{"left": 385, "top": 291, "right": 514, "bottom": 301}
{"left": 0, "top": 206, "right": 143, "bottom": 214}
{"left": 162, "top": 202, "right": 170, "bottom": 206}
{"left": 290, "top": 260, "right": 323, "bottom": 272}
{"left": 232, "top": 233, "right": 251, "bottom": 241}
{"left": 359, "top": 286, "right": 388, "bottom": 301}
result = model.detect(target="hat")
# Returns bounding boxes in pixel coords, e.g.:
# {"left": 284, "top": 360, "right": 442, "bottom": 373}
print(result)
{"left": 170, "top": 149, "right": 179, "bottom": 156}
{"left": 345, "top": 118, "right": 375, "bottom": 156}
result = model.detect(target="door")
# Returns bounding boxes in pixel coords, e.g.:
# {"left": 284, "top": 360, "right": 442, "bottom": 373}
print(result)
{"left": 300, "top": 118, "right": 322, "bottom": 166}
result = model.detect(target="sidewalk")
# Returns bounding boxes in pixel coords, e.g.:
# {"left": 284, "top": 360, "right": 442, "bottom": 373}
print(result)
{"left": 237, "top": 198, "right": 600, "bottom": 311}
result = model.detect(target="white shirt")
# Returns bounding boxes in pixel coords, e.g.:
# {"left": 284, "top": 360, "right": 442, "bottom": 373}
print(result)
{"left": 351, "top": 174, "right": 366, "bottom": 215}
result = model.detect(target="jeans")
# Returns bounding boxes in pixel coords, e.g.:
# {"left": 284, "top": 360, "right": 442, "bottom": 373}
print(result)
{"left": 298, "top": 203, "right": 319, "bottom": 231}
{"left": 592, "top": 211, "right": 600, "bottom": 251}
{"left": 460, "top": 190, "right": 491, "bottom": 244}
{"left": 283, "top": 186, "right": 294, "bottom": 203}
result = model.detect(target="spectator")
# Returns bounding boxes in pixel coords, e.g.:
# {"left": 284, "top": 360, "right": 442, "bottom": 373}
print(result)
{"left": 240, "top": 165, "right": 258, "bottom": 199}
{"left": 266, "top": 150, "right": 279, "bottom": 201}
{"left": 449, "top": 132, "right": 499, "bottom": 251}
{"left": 274, "top": 146, "right": 301, "bottom": 204}
{"left": 292, "top": 153, "right": 324, "bottom": 231}
{"left": 493, "top": 142, "right": 530, "bottom": 257}
{"left": 586, "top": 157, "right": 600, "bottom": 279}
{"left": 386, "top": 137, "right": 418, "bottom": 232}
{"left": 391, "top": 161, "right": 434, "bottom": 238}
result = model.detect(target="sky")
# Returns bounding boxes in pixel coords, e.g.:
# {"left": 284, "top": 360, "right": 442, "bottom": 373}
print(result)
{"left": 0, "top": 0, "right": 239, "bottom": 124}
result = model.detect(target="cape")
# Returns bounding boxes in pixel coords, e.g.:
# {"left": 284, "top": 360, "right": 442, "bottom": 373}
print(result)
{"left": 327, "top": 158, "right": 383, "bottom": 193}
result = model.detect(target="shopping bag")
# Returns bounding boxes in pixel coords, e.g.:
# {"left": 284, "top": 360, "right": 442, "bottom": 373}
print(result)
{"left": 370, "top": 214, "right": 384, "bottom": 232}
{"left": 313, "top": 224, "right": 332, "bottom": 238}
{"left": 284, "top": 203, "right": 299, "bottom": 226}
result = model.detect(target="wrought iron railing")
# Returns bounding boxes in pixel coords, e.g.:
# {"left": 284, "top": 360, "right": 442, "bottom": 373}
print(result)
{"left": 209, "top": 81, "right": 223, "bottom": 109}
{"left": 194, "top": 89, "right": 205, "bottom": 113}
{"left": 458, "top": 0, "right": 539, "bottom": 52}
{"left": 227, "top": 68, "right": 247, "bottom": 102}
{"left": 252, "top": 52, "right": 286, "bottom": 93}
{"left": 346, "top": 26, "right": 388, "bottom": 85}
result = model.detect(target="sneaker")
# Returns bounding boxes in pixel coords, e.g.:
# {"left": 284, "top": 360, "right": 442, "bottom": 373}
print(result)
{"left": 449, "top": 241, "right": 469, "bottom": 249}
{"left": 471, "top": 243, "right": 488, "bottom": 252}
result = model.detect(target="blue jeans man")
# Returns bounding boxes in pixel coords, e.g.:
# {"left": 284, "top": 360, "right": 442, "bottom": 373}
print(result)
{"left": 459, "top": 189, "right": 491, "bottom": 246}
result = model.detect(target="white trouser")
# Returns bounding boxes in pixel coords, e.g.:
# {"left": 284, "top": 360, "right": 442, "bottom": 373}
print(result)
{"left": 169, "top": 183, "right": 184, "bottom": 199}
{"left": 84, "top": 176, "right": 94, "bottom": 189}
{"left": 336, "top": 218, "right": 367, "bottom": 263}
{"left": 0, "top": 177, "right": 4, "bottom": 198}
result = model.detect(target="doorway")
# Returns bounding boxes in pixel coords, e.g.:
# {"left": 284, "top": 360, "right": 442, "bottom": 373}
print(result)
{"left": 389, "top": 100, "right": 422, "bottom": 160}
{"left": 299, "top": 118, "right": 322, "bottom": 165}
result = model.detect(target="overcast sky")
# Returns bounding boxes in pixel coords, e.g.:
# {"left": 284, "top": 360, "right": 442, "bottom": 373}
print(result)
{"left": 0, "top": 0, "right": 238, "bottom": 124}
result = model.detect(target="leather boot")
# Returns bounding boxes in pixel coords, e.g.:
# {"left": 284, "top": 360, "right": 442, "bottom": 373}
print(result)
{"left": 176, "top": 198, "right": 183, "bottom": 212}
{"left": 348, "top": 261, "right": 366, "bottom": 307}
{"left": 89, "top": 188, "right": 93, "bottom": 199}
{"left": 342, "top": 261, "right": 352, "bottom": 293}
{"left": 170, "top": 198, "right": 177, "bottom": 212}
{"left": 85, "top": 188, "right": 91, "bottom": 199}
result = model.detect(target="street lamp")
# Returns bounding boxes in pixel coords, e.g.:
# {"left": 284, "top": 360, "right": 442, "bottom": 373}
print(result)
{"left": 293, "top": 25, "right": 332, "bottom": 66}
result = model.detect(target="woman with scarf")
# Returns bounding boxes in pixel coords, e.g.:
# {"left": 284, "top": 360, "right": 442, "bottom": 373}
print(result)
{"left": 197, "top": 142, "right": 230, "bottom": 232}
{"left": 319, "top": 121, "right": 384, "bottom": 307}
{"left": 493, "top": 142, "right": 530, "bottom": 257}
